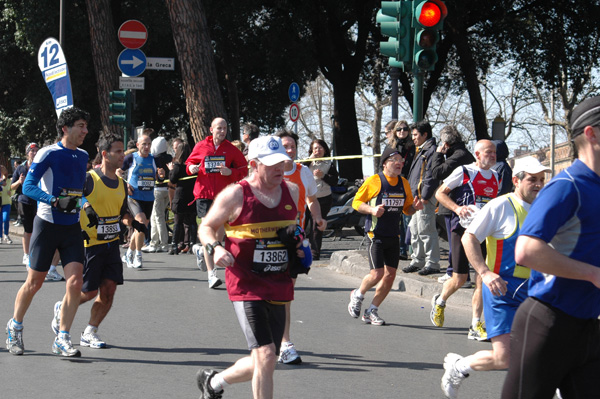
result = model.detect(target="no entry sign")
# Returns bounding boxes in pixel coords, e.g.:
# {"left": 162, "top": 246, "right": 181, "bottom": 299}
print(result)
{"left": 118, "top": 20, "right": 148, "bottom": 49}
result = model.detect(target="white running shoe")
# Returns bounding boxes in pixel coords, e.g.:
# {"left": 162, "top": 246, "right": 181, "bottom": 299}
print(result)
{"left": 22, "top": 253, "right": 29, "bottom": 266}
{"left": 80, "top": 330, "right": 106, "bottom": 349}
{"left": 6, "top": 320, "right": 24, "bottom": 356}
{"left": 46, "top": 269, "right": 65, "bottom": 281}
{"left": 52, "top": 334, "right": 81, "bottom": 357}
{"left": 208, "top": 270, "right": 222, "bottom": 289}
{"left": 192, "top": 244, "right": 207, "bottom": 271}
{"left": 441, "top": 353, "right": 468, "bottom": 399}
{"left": 122, "top": 252, "right": 134, "bottom": 268}
{"left": 3, "top": 235, "right": 13, "bottom": 244}
{"left": 348, "top": 289, "right": 364, "bottom": 318}
{"left": 438, "top": 273, "right": 451, "bottom": 283}
{"left": 133, "top": 253, "right": 143, "bottom": 268}
{"left": 142, "top": 244, "right": 159, "bottom": 253}
{"left": 278, "top": 342, "right": 302, "bottom": 364}
{"left": 51, "top": 301, "right": 61, "bottom": 335}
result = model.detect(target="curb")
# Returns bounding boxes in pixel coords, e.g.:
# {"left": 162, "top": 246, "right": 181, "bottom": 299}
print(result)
{"left": 327, "top": 250, "right": 476, "bottom": 309}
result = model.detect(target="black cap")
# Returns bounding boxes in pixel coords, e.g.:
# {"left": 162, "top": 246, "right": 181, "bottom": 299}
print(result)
{"left": 380, "top": 146, "right": 401, "bottom": 168}
{"left": 570, "top": 96, "right": 600, "bottom": 138}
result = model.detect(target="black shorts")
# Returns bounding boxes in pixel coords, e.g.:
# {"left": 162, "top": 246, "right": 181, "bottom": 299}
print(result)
{"left": 450, "top": 226, "right": 486, "bottom": 274}
{"left": 82, "top": 241, "right": 124, "bottom": 292}
{"left": 502, "top": 297, "right": 600, "bottom": 399}
{"left": 367, "top": 235, "right": 400, "bottom": 270}
{"left": 18, "top": 201, "right": 37, "bottom": 234}
{"left": 196, "top": 199, "right": 214, "bottom": 218}
{"left": 128, "top": 198, "right": 153, "bottom": 220}
{"left": 232, "top": 300, "right": 286, "bottom": 355}
{"left": 29, "top": 216, "right": 84, "bottom": 272}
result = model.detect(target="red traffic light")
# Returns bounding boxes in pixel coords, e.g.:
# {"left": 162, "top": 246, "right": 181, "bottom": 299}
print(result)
{"left": 418, "top": 2, "right": 441, "bottom": 27}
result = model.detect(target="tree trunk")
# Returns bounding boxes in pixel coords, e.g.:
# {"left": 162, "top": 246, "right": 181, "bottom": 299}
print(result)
{"left": 85, "top": 0, "right": 121, "bottom": 136}
{"left": 332, "top": 84, "right": 363, "bottom": 181}
{"left": 164, "top": 0, "right": 226, "bottom": 143}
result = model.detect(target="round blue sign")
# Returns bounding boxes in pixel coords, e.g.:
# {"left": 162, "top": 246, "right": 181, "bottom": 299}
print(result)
{"left": 118, "top": 49, "right": 147, "bottom": 77}
{"left": 288, "top": 82, "right": 300, "bottom": 103}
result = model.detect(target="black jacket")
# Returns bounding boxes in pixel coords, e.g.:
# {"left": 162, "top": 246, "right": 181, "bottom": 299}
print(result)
{"left": 491, "top": 140, "right": 512, "bottom": 195}
{"left": 430, "top": 142, "right": 476, "bottom": 216}
{"left": 169, "top": 163, "right": 195, "bottom": 214}
{"left": 407, "top": 137, "right": 439, "bottom": 201}
{"left": 395, "top": 138, "right": 415, "bottom": 178}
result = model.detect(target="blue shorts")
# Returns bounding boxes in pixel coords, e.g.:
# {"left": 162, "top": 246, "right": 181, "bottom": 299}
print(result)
{"left": 82, "top": 241, "right": 124, "bottom": 292}
{"left": 29, "top": 216, "right": 84, "bottom": 272}
{"left": 482, "top": 275, "right": 528, "bottom": 339}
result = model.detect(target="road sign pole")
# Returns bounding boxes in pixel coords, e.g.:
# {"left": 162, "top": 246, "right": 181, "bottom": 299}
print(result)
{"left": 413, "top": 71, "right": 424, "bottom": 122}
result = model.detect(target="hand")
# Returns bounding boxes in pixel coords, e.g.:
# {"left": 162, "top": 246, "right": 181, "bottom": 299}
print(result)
{"left": 456, "top": 205, "right": 474, "bottom": 218}
{"left": 413, "top": 198, "right": 424, "bottom": 211}
{"left": 85, "top": 205, "right": 99, "bottom": 228}
{"left": 55, "top": 196, "right": 79, "bottom": 213}
{"left": 167, "top": 162, "right": 174, "bottom": 170}
{"left": 313, "top": 169, "right": 324, "bottom": 178}
{"left": 481, "top": 271, "right": 508, "bottom": 296}
{"left": 213, "top": 245, "right": 234, "bottom": 267}
{"left": 217, "top": 165, "right": 232, "bottom": 176}
{"left": 127, "top": 184, "right": 133, "bottom": 196}
{"left": 157, "top": 168, "right": 166, "bottom": 179}
{"left": 315, "top": 217, "right": 327, "bottom": 231}
{"left": 371, "top": 204, "right": 385, "bottom": 218}
{"left": 81, "top": 230, "right": 90, "bottom": 245}
{"left": 189, "top": 164, "right": 200, "bottom": 174}
{"left": 19, "top": 173, "right": 25, "bottom": 184}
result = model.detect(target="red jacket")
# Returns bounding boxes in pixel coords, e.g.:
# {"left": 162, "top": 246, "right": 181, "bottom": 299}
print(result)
{"left": 185, "top": 136, "right": 248, "bottom": 200}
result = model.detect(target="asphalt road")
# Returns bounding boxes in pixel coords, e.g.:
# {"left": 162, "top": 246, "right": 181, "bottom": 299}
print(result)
{"left": 0, "top": 237, "right": 504, "bottom": 399}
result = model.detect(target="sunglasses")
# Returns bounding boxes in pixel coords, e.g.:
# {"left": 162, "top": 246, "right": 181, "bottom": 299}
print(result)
{"left": 396, "top": 127, "right": 409, "bottom": 132}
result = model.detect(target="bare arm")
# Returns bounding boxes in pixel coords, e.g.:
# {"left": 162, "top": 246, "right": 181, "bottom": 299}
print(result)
{"left": 306, "top": 194, "right": 326, "bottom": 231}
{"left": 515, "top": 235, "right": 600, "bottom": 288}
{"left": 462, "top": 232, "right": 507, "bottom": 296}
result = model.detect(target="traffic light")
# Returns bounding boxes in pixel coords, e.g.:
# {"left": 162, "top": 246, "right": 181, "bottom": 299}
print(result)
{"left": 377, "top": 1, "right": 413, "bottom": 72}
{"left": 412, "top": 0, "right": 447, "bottom": 71}
{"left": 108, "top": 90, "right": 132, "bottom": 128}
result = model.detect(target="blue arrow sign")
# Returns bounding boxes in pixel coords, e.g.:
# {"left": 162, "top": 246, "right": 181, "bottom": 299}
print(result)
{"left": 118, "top": 49, "right": 146, "bottom": 77}
{"left": 288, "top": 82, "right": 300, "bottom": 103}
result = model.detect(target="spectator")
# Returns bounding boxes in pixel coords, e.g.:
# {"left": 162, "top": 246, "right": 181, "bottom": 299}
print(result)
{"left": 168, "top": 142, "right": 196, "bottom": 255}
{"left": 305, "top": 139, "right": 338, "bottom": 260}
{"left": 241, "top": 122, "right": 260, "bottom": 157}
{"left": 491, "top": 140, "right": 513, "bottom": 195}
{"left": 430, "top": 125, "right": 476, "bottom": 285}
{"left": 0, "top": 164, "right": 13, "bottom": 244}
{"left": 403, "top": 121, "right": 441, "bottom": 276}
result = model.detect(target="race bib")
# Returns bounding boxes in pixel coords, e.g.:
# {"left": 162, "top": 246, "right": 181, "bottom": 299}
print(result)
{"left": 138, "top": 176, "right": 155, "bottom": 191}
{"left": 252, "top": 239, "right": 289, "bottom": 273}
{"left": 381, "top": 193, "right": 404, "bottom": 213}
{"left": 57, "top": 188, "right": 83, "bottom": 214}
{"left": 205, "top": 155, "right": 226, "bottom": 173}
{"left": 474, "top": 195, "right": 493, "bottom": 209}
{"left": 96, "top": 216, "right": 121, "bottom": 241}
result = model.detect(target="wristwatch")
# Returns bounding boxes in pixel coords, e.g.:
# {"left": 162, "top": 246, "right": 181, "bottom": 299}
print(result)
{"left": 206, "top": 241, "right": 223, "bottom": 256}
{"left": 50, "top": 197, "right": 58, "bottom": 206}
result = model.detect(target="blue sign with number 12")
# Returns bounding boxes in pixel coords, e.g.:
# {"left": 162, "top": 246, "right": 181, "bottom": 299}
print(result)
{"left": 37, "top": 37, "right": 73, "bottom": 118}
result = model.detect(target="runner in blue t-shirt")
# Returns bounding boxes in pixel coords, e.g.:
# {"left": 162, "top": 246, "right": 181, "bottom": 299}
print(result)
{"left": 6, "top": 107, "right": 90, "bottom": 358}
{"left": 502, "top": 97, "right": 600, "bottom": 399}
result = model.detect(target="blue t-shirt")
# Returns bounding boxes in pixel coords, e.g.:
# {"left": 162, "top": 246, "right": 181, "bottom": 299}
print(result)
{"left": 23, "top": 142, "right": 88, "bottom": 225}
{"left": 124, "top": 152, "right": 156, "bottom": 202}
{"left": 520, "top": 159, "right": 600, "bottom": 319}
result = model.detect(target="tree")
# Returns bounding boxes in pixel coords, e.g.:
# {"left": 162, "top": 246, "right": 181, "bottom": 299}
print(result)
{"left": 164, "top": 0, "right": 226, "bottom": 142}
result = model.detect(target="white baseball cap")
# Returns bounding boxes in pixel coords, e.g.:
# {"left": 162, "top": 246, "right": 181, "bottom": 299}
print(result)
{"left": 247, "top": 136, "right": 291, "bottom": 166}
{"left": 512, "top": 156, "right": 551, "bottom": 176}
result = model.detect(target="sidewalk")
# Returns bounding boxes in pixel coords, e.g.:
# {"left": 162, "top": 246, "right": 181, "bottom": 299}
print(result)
{"left": 326, "top": 249, "right": 477, "bottom": 308}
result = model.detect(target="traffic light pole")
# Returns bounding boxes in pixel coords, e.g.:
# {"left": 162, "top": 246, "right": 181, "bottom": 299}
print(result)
{"left": 390, "top": 67, "right": 400, "bottom": 120}
{"left": 413, "top": 71, "right": 424, "bottom": 122}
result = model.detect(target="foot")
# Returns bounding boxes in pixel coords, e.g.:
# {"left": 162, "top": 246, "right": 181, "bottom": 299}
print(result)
{"left": 418, "top": 267, "right": 440, "bottom": 276}
{"left": 192, "top": 244, "right": 207, "bottom": 271}
{"left": 80, "top": 330, "right": 107, "bottom": 348}
{"left": 208, "top": 270, "right": 222, "bottom": 289}
{"left": 441, "top": 353, "right": 468, "bottom": 399}
{"left": 402, "top": 264, "right": 421, "bottom": 273}
{"left": 362, "top": 308, "right": 385, "bottom": 326}
{"left": 133, "top": 253, "right": 143, "bottom": 268}
{"left": 278, "top": 342, "right": 302, "bottom": 364}
{"left": 348, "top": 289, "right": 363, "bottom": 318}
{"left": 196, "top": 369, "right": 223, "bottom": 399}
{"left": 468, "top": 321, "right": 489, "bottom": 342}
{"left": 122, "top": 252, "right": 134, "bottom": 268}
{"left": 6, "top": 320, "right": 24, "bottom": 355}
{"left": 46, "top": 269, "right": 65, "bottom": 281}
{"left": 438, "top": 273, "right": 452, "bottom": 283}
{"left": 3, "top": 235, "right": 12, "bottom": 244}
{"left": 52, "top": 334, "right": 81, "bottom": 357}
{"left": 430, "top": 294, "right": 445, "bottom": 327}
{"left": 22, "top": 253, "right": 29, "bottom": 266}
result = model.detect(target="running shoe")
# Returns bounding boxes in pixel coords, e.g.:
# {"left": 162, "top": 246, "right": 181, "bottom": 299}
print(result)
{"left": 208, "top": 270, "right": 222, "bottom": 289}
{"left": 468, "top": 321, "right": 489, "bottom": 341}
{"left": 461, "top": 281, "right": 473, "bottom": 289}
{"left": 80, "top": 330, "right": 106, "bottom": 348}
{"left": 52, "top": 334, "right": 81, "bottom": 357}
{"left": 142, "top": 244, "right": 159, "bottom": 253}
{"left": 6, "top": 320, "right": 24, "bottom": 355}
{"left": 196, "top": 369, "right": 223, "bottom": 399}
{"left": 430, "top": 294, "right": 445, "bottom": 327}
{"left": 441, "top": 353, "right": 469, "bottom": 399}
{"left": 22, "top": 253, "right": 29, "bottom": 266}
{"left": 347, "top": 289, "right": 363, "bottom": 318}
{"left": 192, "top": 244, "right": 207, "bottom": 271}
{"left": 3, "top": 235, "right": 13, "bottom": 244}
{"left": 122, "top": 252, "right": 133, "bottom": 268}
{"left": 46, "top": 269, "right": 65, "bottom": 281}
{"left": 133, "top": 253, "right": 143, "bottom": 269}
{"left": 278, "top": 342, "right": 302, "bottom": 364}
{"left": 438, "top": 273, "right": 452, "bottom": 283}
{"left": 362, "top": 308, "right": 385, "bottom": 326}
{"left": 51, "top": 301, "right": 61, "bottom": 335}
{"left": 402, "top": 264, "right": 422, "bottom": 273}
{"left": 418, "top": 266, "right": 439, "bottom": 276}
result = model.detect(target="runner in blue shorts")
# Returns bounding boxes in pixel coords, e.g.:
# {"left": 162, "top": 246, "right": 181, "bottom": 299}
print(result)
{"left": 438, "top": 156, "right": 549, "bottom": 398}
{"left": 6, "top": 107, "right": 90, "bottom": 358}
